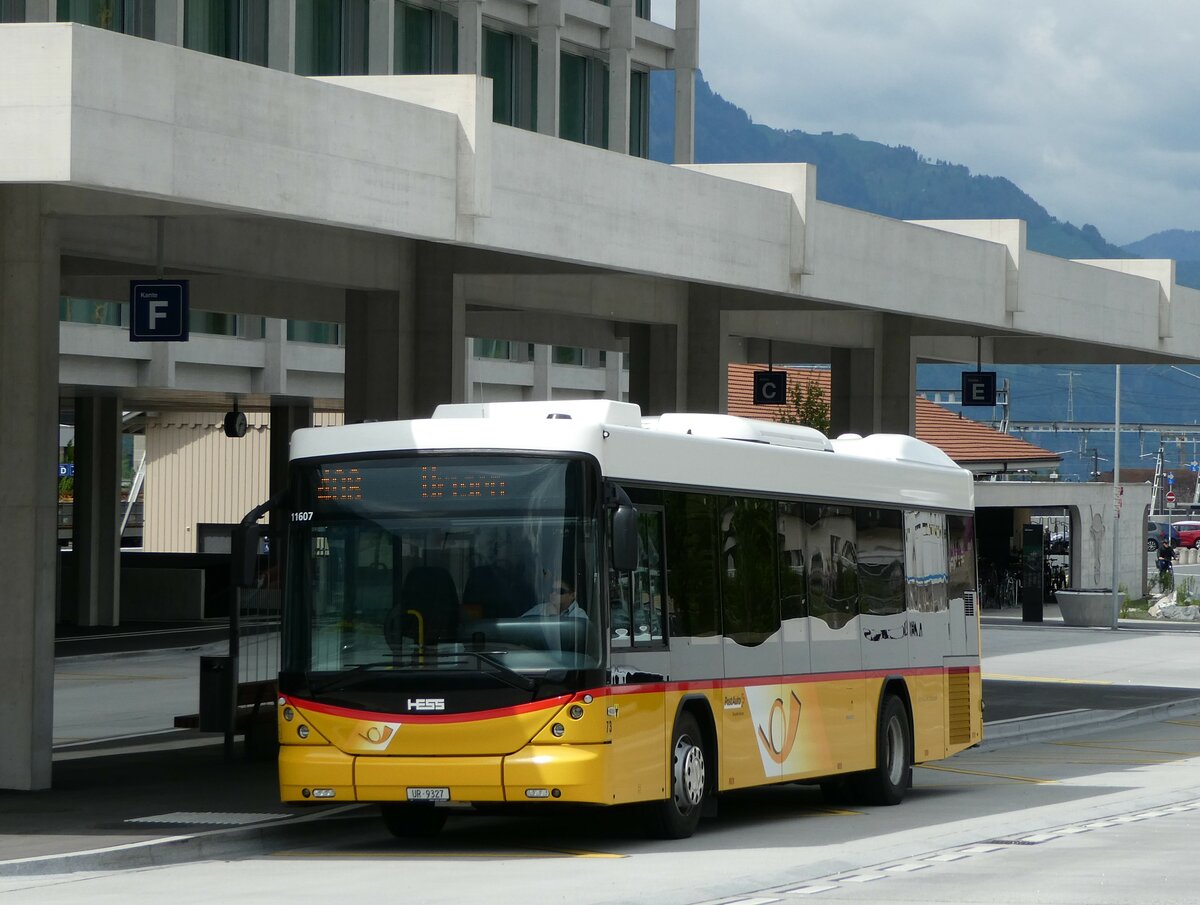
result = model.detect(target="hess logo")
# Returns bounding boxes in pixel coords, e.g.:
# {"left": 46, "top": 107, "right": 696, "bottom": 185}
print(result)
{"left": 407, "top": 698, "right": 446, "bottom": 712}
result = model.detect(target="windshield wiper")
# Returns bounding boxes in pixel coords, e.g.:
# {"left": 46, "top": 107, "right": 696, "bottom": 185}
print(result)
{"left": 419, "top": 650, "right": 537, "bottom": 691}
{"left": 309, "top": 652, "right": 536, "bottom": 694}
{"left": 310, "top": 661, "right": 398, "bottom": 694}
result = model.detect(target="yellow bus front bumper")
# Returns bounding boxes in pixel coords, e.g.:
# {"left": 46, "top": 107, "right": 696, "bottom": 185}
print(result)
{"left": 279, "top": 743, "right": 612, "bottom": 805}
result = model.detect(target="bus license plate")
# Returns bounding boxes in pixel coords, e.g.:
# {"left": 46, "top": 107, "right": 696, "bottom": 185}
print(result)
{"left": 406, "top": 787, "right": 450, "bottom": 801}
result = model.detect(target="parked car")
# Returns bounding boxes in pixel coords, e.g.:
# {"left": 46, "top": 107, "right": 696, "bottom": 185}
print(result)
{"left": 1147, "top": 520, "right": 1182, "bottom": 552}
{"left": 1172, "top": 520, "right": 1200, "bottom": 548}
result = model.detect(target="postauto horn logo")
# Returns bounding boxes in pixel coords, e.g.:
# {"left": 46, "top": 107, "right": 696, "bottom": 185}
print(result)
{"left": 750, "top": 690, "right": 803, "bottom": 767}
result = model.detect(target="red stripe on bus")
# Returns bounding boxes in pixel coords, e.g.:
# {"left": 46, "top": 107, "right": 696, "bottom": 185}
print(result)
{"left": 288, "top": 664, "right": 979, "bottom": 724}
{"left": 286, "top": 693, "right": 573, "bottom": 724}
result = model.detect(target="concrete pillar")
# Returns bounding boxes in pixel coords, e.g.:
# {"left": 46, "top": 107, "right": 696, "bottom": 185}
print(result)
{"left": 628, "top": 324, "right": 681, "bottom": 415}
{"left": 268, "top": 0, "right": 296, "bottom": 73}
{"left": 879, "top": 314, "right": 916, "bottom": 435}
{"left": 532, "top": 343, "right": 551, "bottom": 400}
{"left": 368, "top": 0, "right": 394, "bottom": 74}
{"left": 344, "top": 242, "right": 464, "bottom": 422}
{"left": 413, "top": 242, "right": 466, "bottom": 417}
{"left": 673, "top": 0, "right": 699, "bottom": 164}
{"left": 684, "top": 285, "right": 730, "bottom": 413}
{"left": 0, "top": 185, "right": 59, "bottom": 790}
{"left": 73, "top": 395, "right": 122, "bottom": 627}
{"left": 605, "top": 351, "right": 623, "bottom": 401}
{"left": 154, "top": 0, "right": 183, "bottom": 45}
{"left": 344, "top": 287, "right": 411, "bottom": 423}
{"left": 536, "top": 0, "right": 563, "bottom": 137}
{"left": 24, "top": 0, "right": 54, "bottom": 21}
{"left": 269, "top": 400, "right": 313, "bottom": 535}
{"left": 457, "top": 0, "right": 482, "bottom": 76}
{"left": 260, "top": 316, "right": 287, "bottom": 395}
{"left": 830, "top": 348, "right": 879, "bottom": 437}
{"left": 607, "top": 0, "right": 635, "bottom": 154}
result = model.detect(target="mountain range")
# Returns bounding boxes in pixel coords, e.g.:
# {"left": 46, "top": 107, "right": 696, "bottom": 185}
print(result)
{"left": 648, "top": 73, "right": 1200, "bottom": 288}
{"left": 647, "top": 72, "right": 1200, "bottom": 481}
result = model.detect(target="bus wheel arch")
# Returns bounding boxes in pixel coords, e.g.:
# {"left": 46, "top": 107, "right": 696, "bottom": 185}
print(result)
{"left": 649, "top": 697, "right": 716, "bottom": 838}
{"left": 854, "top": 684, "right": 913, "bottom": 806}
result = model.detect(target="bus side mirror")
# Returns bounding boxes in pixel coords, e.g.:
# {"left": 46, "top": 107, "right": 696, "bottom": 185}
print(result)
{"left": 232, "top": 523, "right": 267, "bottom": 588}
{"left": 611, "top": 504, "right": 638, "bottom": 573}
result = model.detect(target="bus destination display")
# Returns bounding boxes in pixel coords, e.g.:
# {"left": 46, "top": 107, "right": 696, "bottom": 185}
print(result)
{"left": 317, "top": 466, "right": 363, "bottom": 502}
{"left": 419, "top": 465, "right": 507, "bottom": 500}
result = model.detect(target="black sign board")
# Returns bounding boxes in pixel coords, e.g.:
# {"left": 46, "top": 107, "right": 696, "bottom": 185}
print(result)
{"left": 961, "top": 371, "right": 996, "bottom": 406}
{"left": 130, "top": 280, "right": 190, "bottom": 342}
{"left": 753, "top": 370, "right": 787, "bottom": 405}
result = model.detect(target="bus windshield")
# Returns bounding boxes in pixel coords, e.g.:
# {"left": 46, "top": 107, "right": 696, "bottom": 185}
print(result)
{"left": 282, "top": 454, "right": 603, "bottom": 700}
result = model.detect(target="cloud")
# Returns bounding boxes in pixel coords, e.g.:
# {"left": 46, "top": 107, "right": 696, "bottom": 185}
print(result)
{"left": 667, "top": 0, "right": 1200, "bottom": 245}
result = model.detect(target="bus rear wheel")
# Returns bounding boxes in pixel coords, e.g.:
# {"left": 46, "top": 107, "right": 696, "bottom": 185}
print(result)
{"left": 650, "top": 711, "right": 707, "bottom": 839}
{"left": 854, "top": 695, "right": 912, "bottom": 806}
{"left": 380, "top": 802, "right": 448, "bottom": 838}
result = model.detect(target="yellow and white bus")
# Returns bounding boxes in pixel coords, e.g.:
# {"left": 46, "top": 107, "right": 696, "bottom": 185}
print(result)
{"left": 268, "top": 400, "right": 981, "bottom": 838}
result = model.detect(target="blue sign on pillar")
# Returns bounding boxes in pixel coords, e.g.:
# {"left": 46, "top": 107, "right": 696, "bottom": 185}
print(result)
{"left": 130, "top": 281, "right": 189, "bottom": 342}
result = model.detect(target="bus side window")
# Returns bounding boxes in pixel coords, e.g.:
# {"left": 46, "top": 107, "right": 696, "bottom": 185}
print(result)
{"left": 633, "top": 510, "right": 666, "bottom": 645}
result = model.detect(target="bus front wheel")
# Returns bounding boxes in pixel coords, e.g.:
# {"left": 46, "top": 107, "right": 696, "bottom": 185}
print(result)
{"left": 854, "top": 695, "right": 912, "bottom": 806}
{"left": 650, "top": 711, "right": 707, "bottom": 839}
{"left": 380, "top": 802, "right": 448, "bottom": 838}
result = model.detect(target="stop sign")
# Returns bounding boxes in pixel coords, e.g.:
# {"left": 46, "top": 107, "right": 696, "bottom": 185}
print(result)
{"left": 1167, "top": 490, "right": 1176, "bottom": 504}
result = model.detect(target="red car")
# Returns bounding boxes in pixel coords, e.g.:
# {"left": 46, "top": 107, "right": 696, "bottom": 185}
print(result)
{"left": 1173, "top": 521, "right": 1200, "bottom": 548}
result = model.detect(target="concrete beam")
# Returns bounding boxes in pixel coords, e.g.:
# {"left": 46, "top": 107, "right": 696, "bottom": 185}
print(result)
{"left": 459, "top": 273, "right": 687, "bottom": 324}
{"left": 467, "top": 309, "right": 626, "bottom": 351}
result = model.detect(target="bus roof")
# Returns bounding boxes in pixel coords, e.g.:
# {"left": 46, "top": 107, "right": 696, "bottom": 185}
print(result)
{"left": 291, "top": 400, "right": 973, "bottom": 511}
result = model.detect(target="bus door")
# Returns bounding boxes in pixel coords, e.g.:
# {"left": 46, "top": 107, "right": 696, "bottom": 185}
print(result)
{"left": 608, "top": 508, "right": 672, "bottom": 797}
{"left": 858, "top": 508, "right": 909, "bottom": 672}
{"left": 905, "top": 511, "right": 950, "bottom": 669}
{"left": 718, "top": 498, "right": 784, "bottom": 785}
{"left": 805, "top": 504, "right": 867, "bottom": 770}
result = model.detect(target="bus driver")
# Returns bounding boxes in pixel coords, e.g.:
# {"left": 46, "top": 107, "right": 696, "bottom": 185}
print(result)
{"left": 523, "top": 576, "right": 587, "bottom": 619}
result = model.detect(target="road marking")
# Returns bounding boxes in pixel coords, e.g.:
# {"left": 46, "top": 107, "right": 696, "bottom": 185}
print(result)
{"left": 1166, "top": 719, "right": 1200, "bottom": 727}
{"left": 272, "top": 847, "right": 624, "bottom": 860}
{"left": 917, "top": 763, "right": 1055, "bottom": 784}
{"left": 779, "top": 885, "right": 839, "bottom": 896}
{"left": 1051, "top": 740, "right": 1200, "bottom": 757}
{"left": 983, "top": 673, "right": 1112, "bottom": 685}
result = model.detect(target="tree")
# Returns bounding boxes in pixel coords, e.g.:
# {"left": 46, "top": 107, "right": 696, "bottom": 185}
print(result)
{"left": 777, "top": 379, "right": 831, "bottom": 435}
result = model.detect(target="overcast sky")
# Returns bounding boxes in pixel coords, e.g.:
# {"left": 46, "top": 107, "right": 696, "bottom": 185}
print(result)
{"left": 653, "top": 2, "right": 1200, "bottom": 246}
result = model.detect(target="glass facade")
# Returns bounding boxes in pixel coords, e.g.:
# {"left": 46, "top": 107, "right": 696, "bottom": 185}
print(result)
{"left": 183, "top": 0, "right": 268, "bottom": 65}
{"left": 629, "top": 68, "right": 649, "bottom": 157}
{"left": 552, "top": 346, "right": 583, "bottom": 366}
{"left": 393, "top": 0, "right": 456, "bottom": 75}
{"left": 296, "top": 0, "right": 368, "bottom": 76}
{"left": 59, "top": 297, "right": 123, "bottom": 326}
{"left": 288, "top": 320, "right": 341, "bottom": 344}
{"left": 58, "top": 0, "right": 155, "bottom": 36}
{"left": 473, "top": 338, "right": 513, "bottom": 360}
{"left": 560, "top": 51, "right": 608, "bottom": 147}
{"left": 1, "top": 0, "right": 23, "bottom": 22}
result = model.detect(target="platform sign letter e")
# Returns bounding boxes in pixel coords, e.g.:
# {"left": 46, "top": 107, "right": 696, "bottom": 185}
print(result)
{"left": 961, "top": 371, "right": 996, "bottom": 407}
{"left": 130, "top": 280, "right": 189, "bottom": 342}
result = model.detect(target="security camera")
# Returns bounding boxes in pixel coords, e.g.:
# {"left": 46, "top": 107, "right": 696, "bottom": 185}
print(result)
{"left": 223, "top": 409, "right": 247, "bottom": 438}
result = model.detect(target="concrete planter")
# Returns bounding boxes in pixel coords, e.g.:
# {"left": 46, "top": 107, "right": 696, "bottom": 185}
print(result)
{"left": 1056, "top": 589, "right": 1117, "bottom": 628}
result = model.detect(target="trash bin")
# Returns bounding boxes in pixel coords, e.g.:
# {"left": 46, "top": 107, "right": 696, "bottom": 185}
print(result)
{"left": 199, "top": 655, "right": 232, "bottom": 732}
